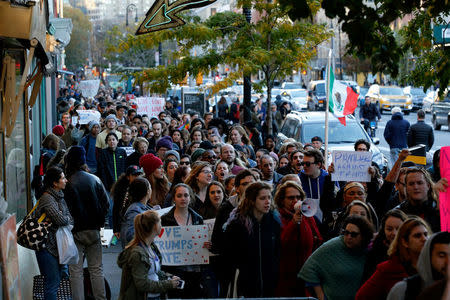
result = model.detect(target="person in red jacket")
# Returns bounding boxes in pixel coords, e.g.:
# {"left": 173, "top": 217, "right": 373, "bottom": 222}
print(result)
{"left": 356, "top": 216, "right": 431, "bottom": 299}
{"left": 274, "top": 181, "right": 322, "bottom": 296}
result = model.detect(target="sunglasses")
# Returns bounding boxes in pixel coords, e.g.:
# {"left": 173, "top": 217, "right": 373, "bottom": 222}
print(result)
{"left": 342, "top": 230, "right": 360, "bottom": 238}
{"left": 300, "top": 161, "right": 316, "bottom": 167}
{"left": 180, "top": 161, "right": 190, "bottom": 165}
{"left": 131, "top": 130, "right": 138, "bottom": 133}
{"left": 205, "top": 155, "right": 217, "bottom": 160}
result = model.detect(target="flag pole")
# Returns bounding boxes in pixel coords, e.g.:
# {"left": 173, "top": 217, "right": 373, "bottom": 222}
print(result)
{"left": 324, "top": 49, "right": 332, "bottom": 167}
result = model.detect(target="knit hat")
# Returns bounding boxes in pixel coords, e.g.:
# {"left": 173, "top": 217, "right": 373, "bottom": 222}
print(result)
{"left": 392, "top": 107, "right": 402, "bottom": 114}
{"left": 52, "top": 125, "right": 65, "bottom": 136}
{"left": 156, "top": 136, "right": 173, "bottom": 151}
{"left": 88, "top": 120, "right": 100, "bottom": 131}
{"left": 126, "top": 165, "right": 143, "bottom": 176}
{"left": 104, "top": 114, "right": 117, "bottom": 123}
{"left": 199, "top": 140, "right": 213, "bottom": 150}
{"left": 191, "top": 148, "right": 206, "bottom": 163}
{"left": 311, "top": 136, "right": 323, "bottom": 143}
{"left": 139, "top": 153, "right": 163, "bottom": 175}
{"left": 164, "top": 150, "right": 180, "bottom": 162}
{"left": 67, "top": 146, "right": 86, "bottom": 166}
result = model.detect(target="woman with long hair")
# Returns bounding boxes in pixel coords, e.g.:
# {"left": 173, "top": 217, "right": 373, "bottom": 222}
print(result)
{"left": 184, "top": 161, "right": 213, "bottom": 213}
{"left": 160, "top": 183, "right": 205, "bottom": 298}
{"left": 139, "top": 153, "right": 170, "bottom": 208}
{"left": 274, "top": 181, "right": 322, "bottom": 297}
{"left": 35, "top": 167, "right": 73, "bottom": 300}
{"left": 356, "top": 216, "right": 431, "bottom": 300}
{"left": 119, "top": 177, "right": 153, "bottom": 248}
{"left": 227, "top": 125, "right": 256, "bottom": 160}
{"left": 362, "top": 209, "right": 407, "bottom": 281}
{"left": 117, "top": 210, "right": 181, "bottom": 299}
{"left": 198, "top": 181, "right": 226, "bottom": 220}
{"left": 190, "top": 126, "right": 205, "bottom": 143}
{"left": 224, "top": 181, "right": 281, "bottom": 297}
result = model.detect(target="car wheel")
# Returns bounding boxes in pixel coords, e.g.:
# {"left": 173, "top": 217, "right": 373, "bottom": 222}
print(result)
{"left": 432, "top": 115, "right": 441, "bottom": 130}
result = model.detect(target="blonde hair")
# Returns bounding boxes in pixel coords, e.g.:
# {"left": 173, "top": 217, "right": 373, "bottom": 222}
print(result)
{"left": 125, "top": 210, "right": 160, "bottom": 249}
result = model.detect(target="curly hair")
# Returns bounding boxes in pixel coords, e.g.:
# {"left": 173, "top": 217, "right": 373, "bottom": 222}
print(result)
{"left": 274, "top": 180, "right": 306, "bottom": 210}
{"left": 342, "top": 215, "right": 375, "bottom": 249}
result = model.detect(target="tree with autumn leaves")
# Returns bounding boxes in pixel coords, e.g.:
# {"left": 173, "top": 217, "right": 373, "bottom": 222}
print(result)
{"left": 107, "top": 0, "right": 331, "bottom": 135}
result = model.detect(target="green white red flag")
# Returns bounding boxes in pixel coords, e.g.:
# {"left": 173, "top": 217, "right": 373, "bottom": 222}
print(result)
{"left": 327, "top": 64, "right": 359, "bottom": 125}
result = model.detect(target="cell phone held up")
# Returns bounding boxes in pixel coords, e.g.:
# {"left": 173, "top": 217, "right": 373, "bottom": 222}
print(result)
{"left": 177, "top": 280, "right": 185, "bottom": 289}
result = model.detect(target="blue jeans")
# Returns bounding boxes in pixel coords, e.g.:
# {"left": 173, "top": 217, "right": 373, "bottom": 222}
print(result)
{"left": 35, "top": 249, "right": 69, "bottom": 300}
{"left": 390, "top": 148, "right": 401, "bottom": 169}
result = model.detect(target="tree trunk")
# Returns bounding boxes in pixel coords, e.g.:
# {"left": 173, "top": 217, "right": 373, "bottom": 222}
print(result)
{"left": 266, "top": 78, "right": 273, "bottom": 136}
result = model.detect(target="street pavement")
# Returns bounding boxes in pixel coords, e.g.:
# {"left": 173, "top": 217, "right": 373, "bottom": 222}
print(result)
{"left": 103, "top": 244, "right": 122, "bottom": 300}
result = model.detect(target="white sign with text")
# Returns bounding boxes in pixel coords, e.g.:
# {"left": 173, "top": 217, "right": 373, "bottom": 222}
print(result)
{"left": 332, "top": 150, "right": 372, "bottom": 182}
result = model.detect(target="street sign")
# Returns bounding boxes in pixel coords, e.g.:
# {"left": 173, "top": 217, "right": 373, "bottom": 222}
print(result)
{"left": 433, "top": 25, "right": 450, "bottom": 44}
{"left": 136, "top": 0, "right": 216, "bottom": 35}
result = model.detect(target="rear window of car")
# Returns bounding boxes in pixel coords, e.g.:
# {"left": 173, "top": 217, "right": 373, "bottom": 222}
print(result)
{"left": 380, "top": 87, "right": 404, "bottom": 96}
{"left": 281, "top": 118, "right": 299, "bottom": 138}
{"left": 302, "top": 121, "right": 368, "bottom": 144}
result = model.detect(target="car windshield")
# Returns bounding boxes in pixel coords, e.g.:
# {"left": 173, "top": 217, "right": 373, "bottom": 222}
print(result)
{"left": 289, "top": 90, "right": 307, "bottom": 97}
{"left": 302, "top": 121, "right": 368, "bottom": 144}
{"left": 284, "top": 83, "right": 303, "bottom": 89}
{"left": 315, "top": 83, "right": 326, "bottom": 96}
{"left": 410, "top": 88, "right": 426, "bottom": 97}
{"left": 380, "top": 87, "right": 404, "bottom": 96}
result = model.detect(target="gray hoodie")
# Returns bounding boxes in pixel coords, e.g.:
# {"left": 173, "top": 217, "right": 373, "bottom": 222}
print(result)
{"left": 387, "top": 232, "right": 441, "bottom": 300}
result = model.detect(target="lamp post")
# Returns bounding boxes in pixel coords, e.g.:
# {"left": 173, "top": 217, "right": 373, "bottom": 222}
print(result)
{"left": 243, "top": 6, "right": 252, "bottom": 123}
{"left": 126, "top": 4, "right": 138, "bottom": 27}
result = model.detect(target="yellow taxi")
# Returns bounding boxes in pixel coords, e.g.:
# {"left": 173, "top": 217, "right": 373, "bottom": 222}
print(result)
{"left": 366, "top": 84, "right": 412, "bottom": 114}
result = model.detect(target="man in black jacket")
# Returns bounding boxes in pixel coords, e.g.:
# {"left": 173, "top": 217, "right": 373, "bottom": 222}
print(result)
{"left": 64, "top": 146, "right": 110, "bottom": 300}
{"left": 407, "top": 109, "right": 434, "bottom": 151}
{"left": 359, "top": 97, "right": 381, "bottom": 132}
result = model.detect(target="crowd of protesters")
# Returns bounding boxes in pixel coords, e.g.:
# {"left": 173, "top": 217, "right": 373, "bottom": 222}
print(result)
{"left": 33, "top": 81, "right": 450, "bottom": 300}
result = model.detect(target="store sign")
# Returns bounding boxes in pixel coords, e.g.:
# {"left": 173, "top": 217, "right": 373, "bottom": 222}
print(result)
{"left": 136, "top": 0, "right": 216, "bottom": 35}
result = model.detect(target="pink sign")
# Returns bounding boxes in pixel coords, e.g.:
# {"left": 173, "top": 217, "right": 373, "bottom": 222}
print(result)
{"left": 440, "top": 146, "right": 450, "bottom": 231}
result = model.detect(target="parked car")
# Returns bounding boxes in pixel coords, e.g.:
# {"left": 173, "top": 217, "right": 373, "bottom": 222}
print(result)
{"left": 366, "top": 84, "right": 412, "bottom": 114}
{"left": 282, "top": 82, "right": 304, "bottom": 90}
{"left": 307, "top": 80, "right": 326, "bottom": 111}
{"left": 276, "top": 111, "right": 388, "bottom": 175}
{"left": 282, "top": 89, "right": 308, "bottom": 111}
{"left": 404, "top": 86, "right": 427, "bottom": 111}
{"left": 431, "top": 89, "right": 450, "bottom": 130}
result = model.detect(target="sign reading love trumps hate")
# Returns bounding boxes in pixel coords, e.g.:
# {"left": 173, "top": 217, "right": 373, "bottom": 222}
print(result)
{"left": 332, "top": 150, "right": 372, "bottom": 182}
{"left": 439, "top": 146, "right": 450, "bottom": 231}
{"left": 154, "top": 225, "right": 210, "bottom": 266}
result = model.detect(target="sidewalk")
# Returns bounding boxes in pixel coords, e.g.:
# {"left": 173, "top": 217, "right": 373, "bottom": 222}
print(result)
{"left": 103, "top": 244, "right": 122, "bottom": 299}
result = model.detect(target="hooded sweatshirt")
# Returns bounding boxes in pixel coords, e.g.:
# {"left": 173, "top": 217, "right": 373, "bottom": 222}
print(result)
{"left": 387, "top": 232, "right": 442, "bottom": 300}
{"left": 383, "top": 112, "right": 410, "bottom": 149}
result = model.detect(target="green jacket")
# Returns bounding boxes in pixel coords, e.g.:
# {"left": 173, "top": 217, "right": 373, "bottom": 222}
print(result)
{"left": 117, "top": 243, "right": 173, "bottom": 300}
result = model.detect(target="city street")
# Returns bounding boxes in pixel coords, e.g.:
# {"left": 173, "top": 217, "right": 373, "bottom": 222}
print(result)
{"left": 356, "top": 108, "right": 449, "bottom": 158}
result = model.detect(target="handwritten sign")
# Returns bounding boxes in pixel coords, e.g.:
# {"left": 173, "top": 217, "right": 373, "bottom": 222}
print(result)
{"left": 154, "top": 225, "right": 209, "bottom": 266}
{"left": 332, "top": 150, "right": 372, "bottom": 182}
{"left": 119, "top": 147, "right": 134, "bottom": 157}
{"left": 440, "top": 146, "right": 450, "bottom": 231}
{"left": 78, "top": 80, "right": 100, "bottom": 98}
{"left": 76, "top": 110, "right": 101, "bottom": 125}
{"left": 136, "top": 97, "right": 165, "bottom": 117}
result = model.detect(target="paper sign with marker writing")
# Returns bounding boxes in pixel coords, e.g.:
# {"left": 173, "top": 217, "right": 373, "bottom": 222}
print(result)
{"left": 78, "top": 80, "right": 100, "bottom": 98}
{"left": 154, "top": 225, "right": 209, "bottom": 265}
{"left": 439, "top": 146, "right": 450, "bottom": 231}
{"left": 136, "top": 97, "right": 165, "bottom": 117}
{"left": 76, "top": 110, "right": 101, "bottom": 125}
{"left": 332, "top": 150, "right": 372, "bottom": 182}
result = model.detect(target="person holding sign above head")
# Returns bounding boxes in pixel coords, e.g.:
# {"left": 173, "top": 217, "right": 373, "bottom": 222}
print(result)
{"left": 117, "top": 210, "right": 182, "bottom": 300}
{"left": 223, "top": 181, "right": 281, "bottom": 298}
{"left": 160, "top": 183, "right": 206, "bottom": 299}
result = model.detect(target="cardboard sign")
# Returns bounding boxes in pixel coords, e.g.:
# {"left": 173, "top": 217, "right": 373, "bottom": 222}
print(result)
{"left": 78, "top": 80, "right": 100, "bottom": 98}
{"left": 332, "top": 150, "right": 372, "bottom": 182}
{"left": 136, "top": 97, "right": 165, "bottom": 117}
{"left": 440, "top": 146, "right": 450, "bottom": 231}
{"left": 154, "top": 225, "right": 209, "bottom": 266}
{"left": 76, "top": 110, "right": 101, "bottom": 125}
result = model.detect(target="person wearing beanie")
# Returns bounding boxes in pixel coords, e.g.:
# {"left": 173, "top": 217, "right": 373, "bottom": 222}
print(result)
{"left": 191, "top": 148, "right": 206, "bottom": 163}
{"left": 52, "top": 125, "right": 65, "bottom": 137}
{"left": 139, "top": 153, "right": 170, "bottom": 207}
{"left": 96, "top": 113, "right": 122, "bottom": 150}
{"left": 79, "top": 120, "right": 101, "bottom": 173}
{"left": 199, "top": 140, "right": 214, "bottom": 150}
{"left": 156, "top": 135, "right": 173, "bottom": 159}
{"left": 164, "top": 149, "right": 180, "bottom": 162}
{"left": 97, "top": 132, "right": 127, "bottom": 193}
{"left": 63, "top": 146, "right": 110, "bottom": 300}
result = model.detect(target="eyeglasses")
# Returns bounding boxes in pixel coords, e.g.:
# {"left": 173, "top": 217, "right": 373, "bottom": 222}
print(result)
{"left": 285, "top": 195, "right": 303, "bottom": 201}
{"left": 300, "top": 161, "right": 316, "bottom": 167}
{"left": 342, "top": 230, "right": 360, "bottom": 238}
{"left": 201, "top": 170, "right": 213, "bottom": 174}
{"left": 180, "top": 161, "right": 190, "bottom": 165}
{"left": 205, "top": 156, "right": 217, "bottom": 160}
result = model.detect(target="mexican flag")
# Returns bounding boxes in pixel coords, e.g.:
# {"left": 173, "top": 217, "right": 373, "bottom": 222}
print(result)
{"left": 327, "top": 65, "right": 359, "bottom": 125}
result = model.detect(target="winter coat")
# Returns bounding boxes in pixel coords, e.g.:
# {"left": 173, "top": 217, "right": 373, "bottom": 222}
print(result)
{"left": 117, "top": 243, "right": 173, "bottom": 300}
{"left": 224, "top": 210, "right": 281, "bottom": 297}
{"left": 126, "top": 151, "right": 142, "bottom": 168}
{"left": 363, "top": 239, "right": 390, "bottom": 282}
{"left": 356, "top": 255, "right": 411, "bottom": 300}
{"left": 387, "top": 232, "right": 443, "bottom": 300}
{"left": 396, "top": 199, "right": 440, "bottom": 232}
{"left": 112, "top": 178, "right": 130, "bottom": 234}
{"left": 359, "top": 103, "right": 381, "bottom": 121}
{"left": 64, "top": 170, "right": 110, "bottom": 232}
{"left": 120, "top": 202, "right": 152, "bottom": 248}
{"left": 79, "top": 134, "right": 98, "bottom": 173}
{"left": 407, "top": 120, "right": 434, "bottom": 151}
{"left": 383, "top": 113, "right": 410, "bottom": 149}
{"left": 97, "top": 147, "right": 127, "bottom": 191}
{"left": 276, "top": 208, "right": 322, "bottom": 297}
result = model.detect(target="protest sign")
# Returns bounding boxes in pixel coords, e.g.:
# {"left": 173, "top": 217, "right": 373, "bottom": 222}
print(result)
{"left": 76, "top": 110, "right": 101, "bottom": 125}
{"left": 332, "top": 150, "right": 372, "bottom": 182}
{"left": 203, "top": 219, "right": 215, "bottom": 240}
{"left": 136, "top": 97, "right": 165, "bottom": 117}
{"left": 78, "top": 80, "right": 100, "bottom": 98}
{"left": 155, "top": 206, "right": 173, "bottom": 217}
{"left": 154, "top": 225, "right": 209, "bottom": 266}
{"left": 120, "top": 147, "right": 134, "bottom": 157}
{"left": 439, "top": 146, "right": 450, "bottom": 231}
